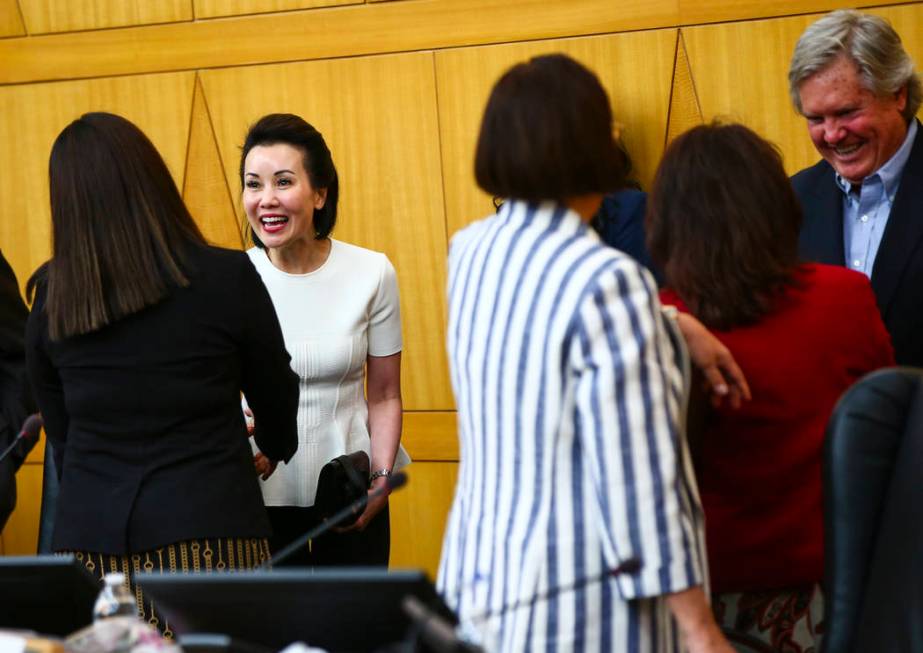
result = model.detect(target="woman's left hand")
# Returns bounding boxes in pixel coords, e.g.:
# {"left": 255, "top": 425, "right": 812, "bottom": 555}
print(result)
{"left": 336, "top": 478, "right": 389, "bottom": 532}
{"left": 253, "top": 452, "right": 277, "bottom": 480}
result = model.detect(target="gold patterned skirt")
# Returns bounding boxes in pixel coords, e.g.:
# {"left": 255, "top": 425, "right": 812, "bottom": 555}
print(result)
{"left": 65, "top": 537, "right": 270, "bottom": 637}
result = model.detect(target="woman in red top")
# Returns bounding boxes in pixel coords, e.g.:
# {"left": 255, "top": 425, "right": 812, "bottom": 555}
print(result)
{"left": 646, "top": 123, "right": 894, "bottom": 652}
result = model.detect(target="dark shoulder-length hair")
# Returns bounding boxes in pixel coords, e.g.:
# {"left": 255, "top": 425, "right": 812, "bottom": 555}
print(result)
{"left": 475, "top": 53, "right": 627, "bottom": 203}
{"left": 646, "top": 122, "right": 802, "bottom": 330}
{"left": 239, "top": 113, "right": 339, "bottom": 247}
{"left": 29, "top": 112, "right": 206, "bottom": 341}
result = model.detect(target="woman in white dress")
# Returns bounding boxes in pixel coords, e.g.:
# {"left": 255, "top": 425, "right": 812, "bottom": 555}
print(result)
{"left": 240, "top": 113, "right": 409, "bottom": 566}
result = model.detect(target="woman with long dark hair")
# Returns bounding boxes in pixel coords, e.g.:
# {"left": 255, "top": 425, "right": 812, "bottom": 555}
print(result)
{"left": 648, "top": 123, "right": 894, "bottom": 651}
{"left": 25, "top": 112, "right": 298, "bottom": 624}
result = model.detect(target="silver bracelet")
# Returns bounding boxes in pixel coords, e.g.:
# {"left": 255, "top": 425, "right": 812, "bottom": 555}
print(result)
{"left": 369, "top": 468, "right": 392, "bottom": 482}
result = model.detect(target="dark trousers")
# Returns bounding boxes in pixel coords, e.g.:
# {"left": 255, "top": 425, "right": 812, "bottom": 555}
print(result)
{"left": 266, "top": 504, "right": 390, "bottom": 567}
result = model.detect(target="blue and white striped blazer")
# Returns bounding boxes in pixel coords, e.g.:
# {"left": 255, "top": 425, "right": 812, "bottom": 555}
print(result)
{"left": 438, "top": 200, "right": 706, "bottom": 652}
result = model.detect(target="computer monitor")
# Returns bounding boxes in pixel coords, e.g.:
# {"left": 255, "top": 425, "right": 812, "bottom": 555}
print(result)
{"left": 138, "top": 568, "right": 456, "bottom": 652}
{"left": 0, "top": 554, "right": 99, "bottom": 636}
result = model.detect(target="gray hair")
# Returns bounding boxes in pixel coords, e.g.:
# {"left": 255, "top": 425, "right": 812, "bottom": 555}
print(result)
{"left": 789, "top": 9, "right": 921, "bottom": 122}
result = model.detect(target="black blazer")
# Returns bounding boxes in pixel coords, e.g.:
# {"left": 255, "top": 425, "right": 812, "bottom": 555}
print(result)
{"left": 0, "top": 250, "right": 33, "bottom": 530}
{"left": 793, "top": 120, "right": 923, "bottom": 368}
{"left": 25, "top": 245, "right": 299, "bottom": 554}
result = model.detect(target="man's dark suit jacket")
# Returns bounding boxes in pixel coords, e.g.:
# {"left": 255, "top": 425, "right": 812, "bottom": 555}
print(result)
{"left": 793, "top": 120, "right": 923, "bottom": 368}
{"left": 0, "top": 251, "right": 34, "bottom": 532}
{"left": 25, "top": 244, "right": 298, "bottom": 554}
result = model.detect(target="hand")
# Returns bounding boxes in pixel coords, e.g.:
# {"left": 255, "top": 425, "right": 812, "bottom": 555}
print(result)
{"left": 666, "top": 587, "right": 735, "bottom": 653}
{"left": 676, "top": 312, "right": 751, "bottom": 409}
{"left": 244, "top": 407, "right": 255, "bottom": 437}
{"left": 335, "top": 478, "right": 389, "bottom": 533}
{"left": 253, "top": 452, "right": 277, "bottom": 480}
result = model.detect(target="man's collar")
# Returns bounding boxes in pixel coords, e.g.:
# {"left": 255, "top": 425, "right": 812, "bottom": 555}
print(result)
{"left": 835, "top": 120, "right": 918, "bottom": 200}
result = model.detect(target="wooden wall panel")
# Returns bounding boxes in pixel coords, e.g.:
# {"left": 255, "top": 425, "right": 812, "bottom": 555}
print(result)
{"left": 389, "top": 461, "right": 458, "bottom": 578}
{"left": 183, "top": 74, "right": 244, "bottom": 249}
{"left": 0, "top": 464, "right": 43, "bottom": 554}
{"left": 195, "top": 0, "right": 358, "bottom": 19}
{"left": 0, "top": 0, "right": 25, "bottom": 37}
{"left": 683, "top": 15, "right": 825, "bottom": 175}
{"left": 676, "top": 0, "right": 909, "bottom": 24}
{"left": 867, "top": 5, "right": 923, "bottom": 79}
{"left": 18, "top": 0, "right": 192, "bottom": 35}
{"left": 0, "top": 0, "right": 913, "bottom": 86}
{"left": 683, "top": 4, "right": 923, "bottom": 175}
{"left": 435, "top": 29, "right": 677, "bottom": 237}
{"left": 666, "top": 30, "right": 704, "bottom": 144}
{"left": 200, "top": 53, "right": 453, "bottom": 411}
{"left": 0, "top": 73, "right": 195, "bottom": 290}
{"left": 402, "top": 412, "right": 457, "bottom": 461}
{"left": 0, "top": 0, "right": 677, "bottom": 85}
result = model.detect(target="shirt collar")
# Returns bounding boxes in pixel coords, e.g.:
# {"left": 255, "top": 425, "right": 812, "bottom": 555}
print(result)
{"left": 835, "top": 119, "right": 918, "bottom": 201}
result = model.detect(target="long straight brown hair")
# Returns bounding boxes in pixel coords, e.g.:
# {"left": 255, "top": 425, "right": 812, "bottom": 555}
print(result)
{"left": 31, "top": 112, "right": 206, "bottom": 340}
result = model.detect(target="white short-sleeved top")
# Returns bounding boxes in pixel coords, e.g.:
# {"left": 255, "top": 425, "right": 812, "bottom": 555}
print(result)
{"left": 247, "top": 239, "right": 409, "bottom": 507}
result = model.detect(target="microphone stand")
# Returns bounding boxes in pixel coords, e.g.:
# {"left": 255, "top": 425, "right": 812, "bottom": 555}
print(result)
{"left": 0, "top": 414, "right": 42, "bottom": 466}
{"left": 264, "top": 471, "right": 407, "bottom": 569}
{"left": 395, "top": 557, "right": 642, "bottom": 652}
{"left": 469, "top": 557, "right": 642, "bottom": 623}
{"left": 400, "top": 596, "right": 484, "bottom": 653}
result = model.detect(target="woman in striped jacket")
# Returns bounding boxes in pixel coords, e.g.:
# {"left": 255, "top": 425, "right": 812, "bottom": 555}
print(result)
{"left": 437, "top": 54, "right": 734, "bottom": 653}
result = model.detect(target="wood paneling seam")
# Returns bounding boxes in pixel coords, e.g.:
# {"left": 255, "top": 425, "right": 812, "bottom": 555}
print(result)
{"left": 181, "top": 72, "right": 200, "bottom": 194}
{"left": 13, "top": 0, "right": 26, "bottom": 36}
{"left": 663, "top": 29, "right": 681, "bottom": 150}
{"left": 430, "top": 51, "right": 453, "bottom": 252}
{"left": 679, "top": 30, "right": 704, "bottom": 127}
{"left": 191, "top": 72, "right": 242, "bottom": 247}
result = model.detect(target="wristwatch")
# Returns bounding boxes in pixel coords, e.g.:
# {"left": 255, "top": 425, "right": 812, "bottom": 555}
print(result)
{"left": 369, "top": 468, "right": 392, "bottom": 482}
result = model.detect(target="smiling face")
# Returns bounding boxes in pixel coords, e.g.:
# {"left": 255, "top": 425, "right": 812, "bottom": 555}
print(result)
{"left": 798, "top": 55, "right": 909, "bottom": 185}
{"left": 243, "top": 143, "right": 327, "bottom": 252}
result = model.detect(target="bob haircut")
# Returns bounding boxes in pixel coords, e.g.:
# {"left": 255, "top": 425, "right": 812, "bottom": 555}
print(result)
{"left": 31, "top": 112, "right": 206, "bottom": 341}
{"left": 789, "top": 9, "right": 922, "bottom": 122}
{"left": 474, "top": 54, "right": 626, "bottom": 203}
{"left": 646, "top": 123, "right": 802, "bottom": 330}
{"left": 239, "top": 113, "right": 339, "bottom": 247}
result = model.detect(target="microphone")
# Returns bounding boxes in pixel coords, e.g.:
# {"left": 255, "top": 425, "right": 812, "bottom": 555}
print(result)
{"left": 265, "top": 470, "right": 408, "bottom": 568}
{"left": 0, "top": 413, "right": 43, "bottom": 467}
{"left": 403, "top": 595, "right": 484, "bottom": 653}
{"left": 469, "top": 556, "right": 642, "bottom": 623}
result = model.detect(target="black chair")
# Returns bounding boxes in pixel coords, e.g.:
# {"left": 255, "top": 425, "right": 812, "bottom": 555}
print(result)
{"left": 822, "top": 366, "right": 923, "bottom": 653}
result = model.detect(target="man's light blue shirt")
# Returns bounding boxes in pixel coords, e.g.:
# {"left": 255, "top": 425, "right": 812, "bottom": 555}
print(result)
{"left": 837, "top": 120, "right": 918, "bottom": 279}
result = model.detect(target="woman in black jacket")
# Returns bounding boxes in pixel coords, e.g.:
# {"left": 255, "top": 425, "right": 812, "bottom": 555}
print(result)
{"left": 25, "top": 112, "right": 298, "bottom": 629}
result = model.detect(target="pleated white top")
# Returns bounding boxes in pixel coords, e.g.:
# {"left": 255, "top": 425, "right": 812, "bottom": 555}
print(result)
{"left": 247, "top": 240, "right": 409, "bottom": 507}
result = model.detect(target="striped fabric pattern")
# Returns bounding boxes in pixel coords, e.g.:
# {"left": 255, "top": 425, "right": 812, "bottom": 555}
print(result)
{"left": 437, "top": 200, "right": 706, "bottom": 652}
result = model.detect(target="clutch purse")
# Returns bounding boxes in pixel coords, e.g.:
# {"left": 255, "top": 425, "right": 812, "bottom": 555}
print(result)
{"left": 314, "top": 450, "right": 370, "bottom": 526}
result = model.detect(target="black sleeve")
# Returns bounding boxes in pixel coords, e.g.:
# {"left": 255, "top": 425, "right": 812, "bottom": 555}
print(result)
{"left": 0, "top": 251, "right": 36, "bottom": 467}
{"left": 236, "top": 256, "right": 298, "bottom": 464}
{"left": 24, "top": 282, "right": 68, "bottom": 478}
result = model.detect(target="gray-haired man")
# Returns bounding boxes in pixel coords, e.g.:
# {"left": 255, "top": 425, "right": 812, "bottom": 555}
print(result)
{"left": 790, "top": 9, "right": 923, "bottom": 367}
